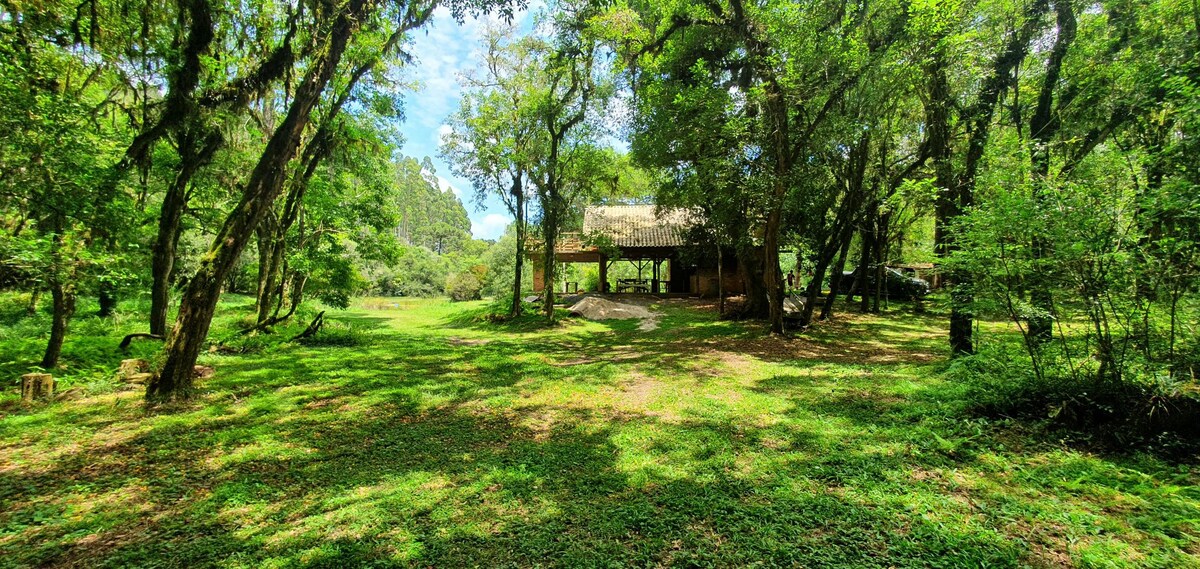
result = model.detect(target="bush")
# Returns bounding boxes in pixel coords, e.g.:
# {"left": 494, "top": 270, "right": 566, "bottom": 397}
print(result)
{"left": 581, "top": 267, "right": 600, "bottom": 293}
{"left": 366, "top": 246, "right": 449, "bottom": 297}
{"left": 297, "top": 320, "right": 366, "bottom": 347}
{"left": 953, "top": 345, "right": 1200, "bottom": 457}
{"left": 445, "top": 272, "right": 483, "bottom": 302}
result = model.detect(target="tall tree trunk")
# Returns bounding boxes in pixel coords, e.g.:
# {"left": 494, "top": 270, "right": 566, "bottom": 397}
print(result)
{"left": 41, "top": 279, "right": 75, "bottom": 369}
{"left": 798, "top": 177, "right": 865, "bottom": 327}
{"left": 541, "top": 208, "right": 558, "bottom": 320}
{"left": 150, "top": 202, "right": 182, "bottom": 336}
{"left": 927, "top": 50, "right": 972, "bottom": 354}
{"left": 797, "top": 248, "right": 833, "bottom": 328}
{"left": 820, "top": 235, "right": 852, "bottom": 320}
{"left": 97, "top": 286, "right": 117, "bottom": 317}
{"left": 931, "top": 0, "right": 1048, "bottom": 356}
{"left": 763, "top": 206, "right": 784, "bottom": 334}
{"left": 279, "top": 273, "right": 308, "bottom": 321}
{"left": 736, "top": 245, "right": 769, "bottom": 318}
{"left": 41, "top": 218, "right": 75, "bottom": 368}
{"left": 150, "top": 130, "right": 221, "bottom": 335}
{"left": 1027, "top": 0, "right": 1076, "bottom": 341}
{"left": 717, "top": 245, "right": 725, "bottom": 315}
{"left": 150, "top": 1, "right": 367, "bottom": 401}
{"left": 255, "top": 215, "right": 285, "bottom": 325}
{"left": 871, "top": 210, "right": 888, "bottom": 312}
{"left": 858, "top": 216, "right": 874, "bottom": 313}
{"left": 510, "top": 173, "right": 525, "bottom": 318}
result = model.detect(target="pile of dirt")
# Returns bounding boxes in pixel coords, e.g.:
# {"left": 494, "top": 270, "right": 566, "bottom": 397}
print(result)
{"left": 568, "top": 297, "right": 654, "bottom": 321}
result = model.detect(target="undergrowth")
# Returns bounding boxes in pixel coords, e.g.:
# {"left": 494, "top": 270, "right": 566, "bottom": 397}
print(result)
{"left": 952, "top": 343, "right": 1200, "bottom": 459}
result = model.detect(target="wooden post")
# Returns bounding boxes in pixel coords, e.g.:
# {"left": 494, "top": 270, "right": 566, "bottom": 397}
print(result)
{"left": 532, "top": 264, "right": 546, "bottom": 292}
{"left": 717, "top": 246, "right": 725, "bottom": 314}
{"left": 598, "top": 254, "right": 607, "bottom": 293}
{"left": 21, "top": 373, "right": 54, "bottom": 402}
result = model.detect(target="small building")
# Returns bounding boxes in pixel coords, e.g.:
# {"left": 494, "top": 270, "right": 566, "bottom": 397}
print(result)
{"left": 532, "top": 204, "right": 744, "bottom": 296}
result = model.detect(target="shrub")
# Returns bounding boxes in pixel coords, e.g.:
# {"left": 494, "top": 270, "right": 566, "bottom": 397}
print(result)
{"left": 445, "top": 272, "right": 483, "bottom": 302}
{"left": 581, "top": 267, "right": 600, "bottom": 293}
{"left": 953, "top": 344, "right": 1200, "bottom": 457}
{"left": 297, "top": 320, "right": 366, "bottom": 347}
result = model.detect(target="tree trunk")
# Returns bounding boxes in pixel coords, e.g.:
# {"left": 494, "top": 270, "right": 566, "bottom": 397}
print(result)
{"left": 150, "top": 130, "right": 222, "bottom": 336}
{"left": 820, "top": 235, "right": 852, "bottom": 320}
{"left": 945, "top": 0, "right": 1048, "bottom": 355}
{"left": 736, "top": 246, "right": 769, "bottom": 318}
{"left": 717, "top": 245, "right": 725, "bottom": 315}
{"left": 763, "top": 206, "right": 785, "bottom": 335}
{"left": 1027, "top": 0, "right": 1076, "bottom": 342}
{"left": 858, "top": 217, "right": 874, "bottom": 313}
{"left": 255, "top": 216, "right": 285, "bottom": 325}
{"left": 150, "top": 199, "right": 181, "bottom": 336}
{"left": 285, "top": 274, "right": 308, "bottom": 318}
{"left": 41, "top": 279, "right": 74, "bottom": 368}
{"left": 541, "top": 210, "right": 557, "bottom": 321}
{"left": 797, "top": 187, "right": 862, "bottom": 328}
{"left": 150, "top": 1, "right": 367, "bottom": 401}
{"left": 797, "top": 248, "right": 833, "bottom": 328}
{"left": 872, "top": 211, "right": 888, "bottom": 312}
{"left": 97, "top": 285, "right": 117, "bottom": 317}
{"left": 510, "top": 174, "right": 525, "bottom": 318}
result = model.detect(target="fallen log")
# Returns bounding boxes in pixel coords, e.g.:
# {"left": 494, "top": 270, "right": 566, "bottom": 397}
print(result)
{"left": 290, "top": 311, "right": 325, "bottom": 341}
{"left": 119, "top": 333, "right": 164, "bottom": 352}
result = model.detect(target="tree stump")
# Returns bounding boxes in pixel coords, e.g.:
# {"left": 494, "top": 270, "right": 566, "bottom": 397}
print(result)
{"left": 125, "top": 373, "right": 155, "bottom": 385}
{"left": 21, "top": 373, "right": 54, "bottom": 402}
{"left": 56, "top": 388, "right": 84, "bottom": 402}
{"left": 118, "top": 358, "right": 150, "bottom": 380}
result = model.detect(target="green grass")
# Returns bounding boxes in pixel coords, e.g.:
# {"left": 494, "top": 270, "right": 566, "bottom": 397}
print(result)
{"left": 0, "top": 296, "right": 1197, "bottom": 567}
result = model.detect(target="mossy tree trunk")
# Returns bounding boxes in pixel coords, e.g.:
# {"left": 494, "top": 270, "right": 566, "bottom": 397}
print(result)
{"left": 150, "top": 130, "right": 222, "bottom": 335}
{"left": 510, "top": 171, "right": 526, "bottom": 318}
{"left": 149, "top": 0, "right": 369, "bottom": 401}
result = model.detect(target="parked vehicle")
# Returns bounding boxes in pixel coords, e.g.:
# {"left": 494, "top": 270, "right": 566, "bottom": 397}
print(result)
{"left": 831, "top": 266, "right": 930, "bottom": 300}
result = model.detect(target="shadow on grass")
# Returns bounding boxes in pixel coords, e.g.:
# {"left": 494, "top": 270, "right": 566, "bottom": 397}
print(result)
{"left": 2, "top": 299, "right": 1198, "bottom": 567}
{"left": 1, "top": 388, "right": 1047, "bottom": 568}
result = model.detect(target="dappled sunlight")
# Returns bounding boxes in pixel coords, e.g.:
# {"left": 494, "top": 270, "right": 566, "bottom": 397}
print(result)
{"left": 1, "top": 298, "right": 1197, "bottom": 566}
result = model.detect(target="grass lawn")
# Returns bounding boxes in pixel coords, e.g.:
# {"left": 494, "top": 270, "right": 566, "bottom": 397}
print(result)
{"left": 1, "top": 297, "right": 1198, "bottom": 567}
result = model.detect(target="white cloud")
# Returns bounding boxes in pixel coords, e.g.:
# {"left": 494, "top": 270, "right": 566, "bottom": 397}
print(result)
{"left": 436, "top": 175, "right": 465, "bottom": 198}
{"left": 473, "top": 213, "right": 511, "bottom": 240}
{"left": 395, "top": 4, "right": 537, "bottom": 243}
{"left": 436, "top": 123, "right": 454, "bottom": 146}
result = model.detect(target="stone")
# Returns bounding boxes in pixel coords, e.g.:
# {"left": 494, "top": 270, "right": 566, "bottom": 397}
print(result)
{"left": 193, "top": 365, "right": 215, "bottom": 379}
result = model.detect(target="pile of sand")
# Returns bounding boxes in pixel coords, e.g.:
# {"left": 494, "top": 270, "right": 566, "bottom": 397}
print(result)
{"left": 568, "top": 297, "right": 654, "bottom": 321}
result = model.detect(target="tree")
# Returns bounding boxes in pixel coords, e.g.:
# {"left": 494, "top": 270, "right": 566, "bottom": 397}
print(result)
{"left": 442, "top": 27, "right": 540, "bottom": 317}
{"left": 149, "top": 0, "right": 440, "bottom": 400}
{"left": 528, "top": 4, "right": 613, "bottom": 320}
{"left": 0, "top": 5, "right": 137, "bottom": 367}
{"left": 916, "top": 0, "right": 1051, "bottom": 355}
{"left": 619, "top": 0, "right": 908, "bottom": 333}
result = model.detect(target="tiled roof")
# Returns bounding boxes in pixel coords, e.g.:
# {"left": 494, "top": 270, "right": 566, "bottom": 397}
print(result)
{"left": 582, "top": 205, "right": 697, "bottom": 248}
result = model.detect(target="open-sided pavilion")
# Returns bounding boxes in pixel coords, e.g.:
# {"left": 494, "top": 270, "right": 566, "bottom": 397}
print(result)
{"left": 532, "top": 204, "right": 743, "bottom": 297}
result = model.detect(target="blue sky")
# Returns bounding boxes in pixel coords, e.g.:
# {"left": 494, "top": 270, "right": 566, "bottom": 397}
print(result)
{"left": 396, "top": 6, "right": 541, "bottom": 241}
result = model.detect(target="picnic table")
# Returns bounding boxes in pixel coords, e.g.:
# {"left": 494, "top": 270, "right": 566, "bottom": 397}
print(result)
{"left": 616, "top": 278, "right": 650, "bottom": 293}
